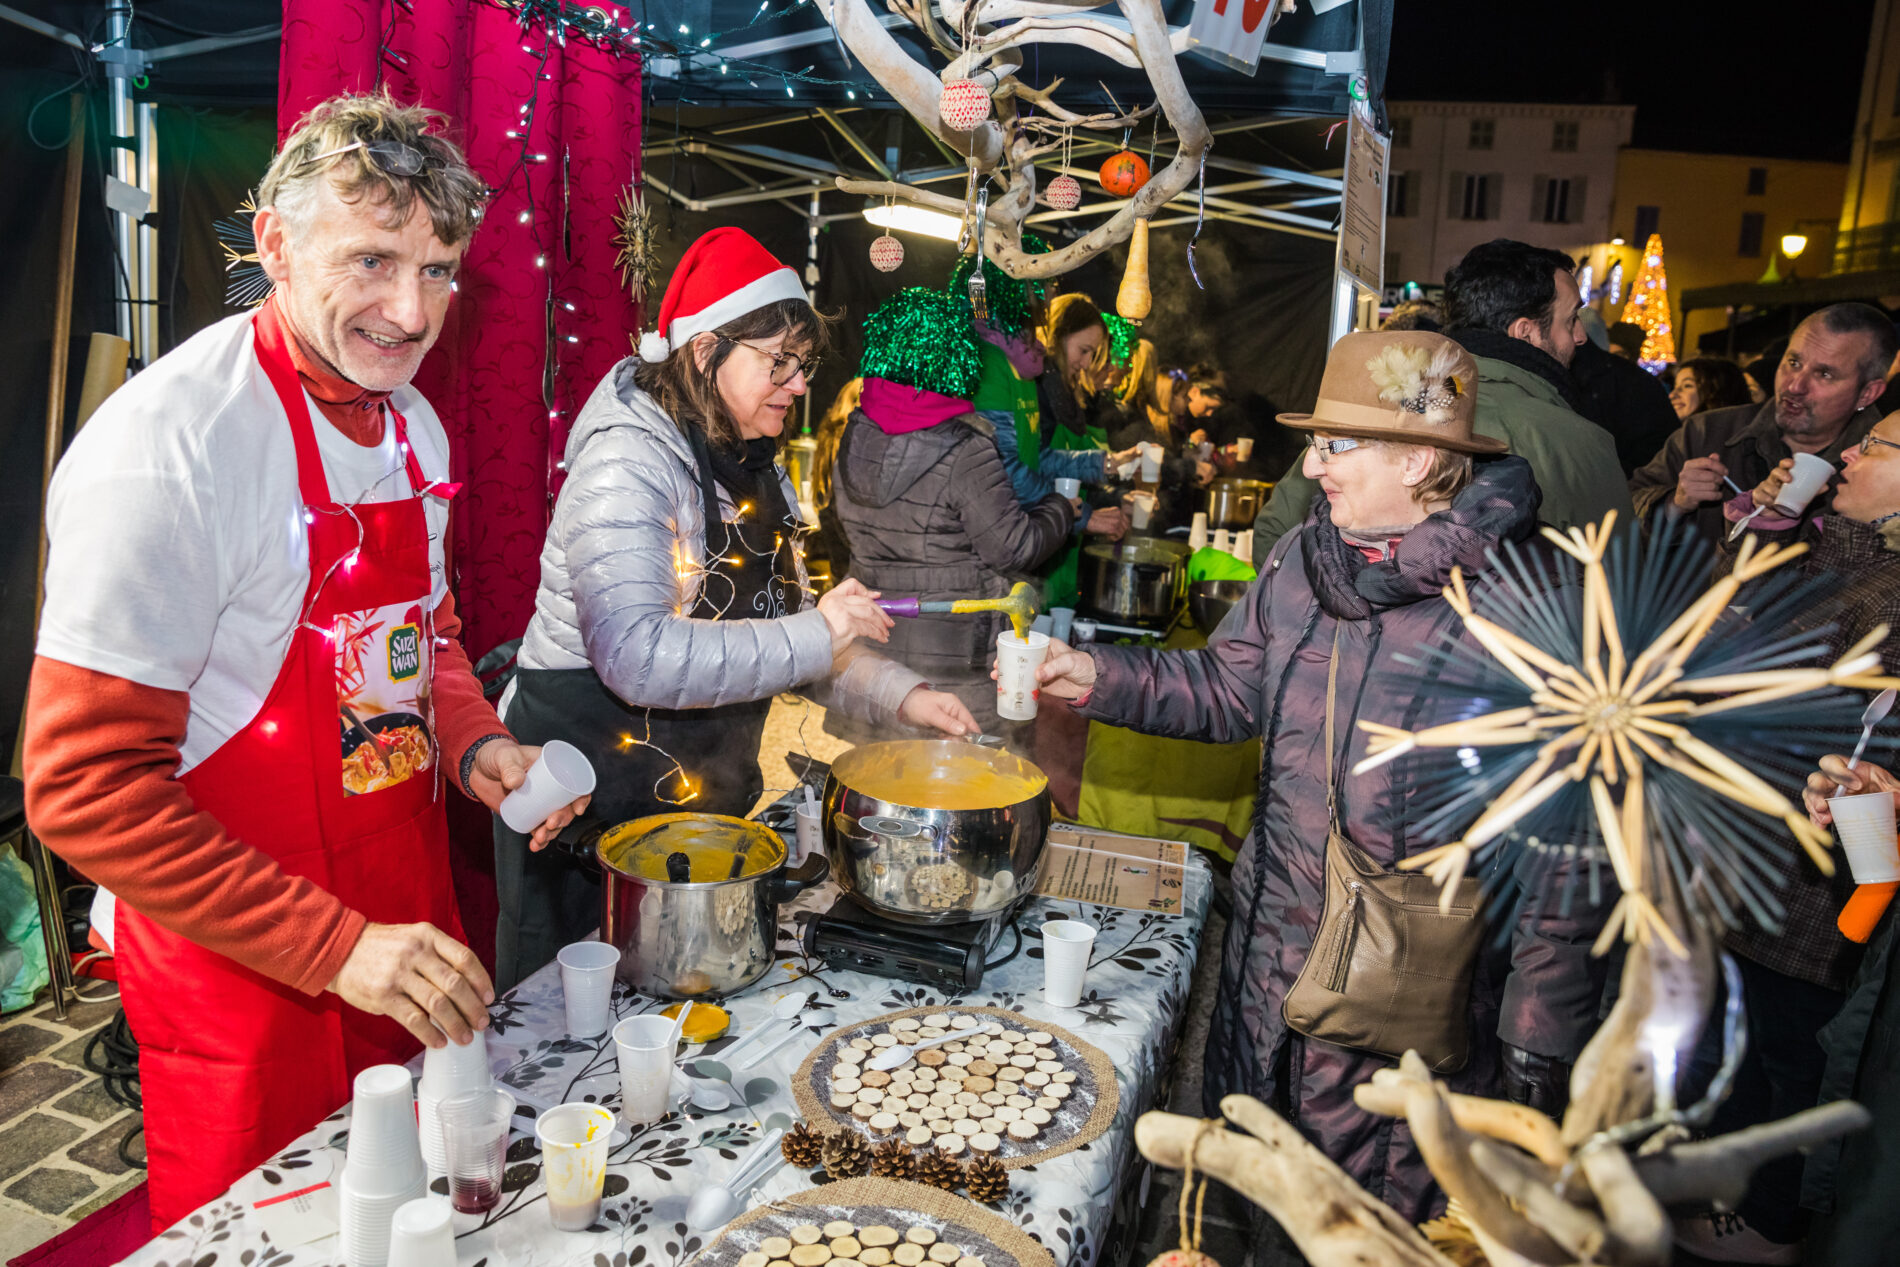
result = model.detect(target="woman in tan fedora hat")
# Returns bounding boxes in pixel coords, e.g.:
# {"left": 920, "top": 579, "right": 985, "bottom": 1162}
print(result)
{"left": 1019, "top": 330, "right": 1607, "bottom": 1247}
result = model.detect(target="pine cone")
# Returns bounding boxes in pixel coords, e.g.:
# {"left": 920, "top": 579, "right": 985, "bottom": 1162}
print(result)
{"left": 870, "top": 1137, "right": 914, "bottom": 1180}
{"left": 914, "top": 1151, "right": 963, "bottom": 1193}
{"left": 822, "top": 1129, "right": 871, "bottom": 1179}
{"left": 964, "top": 1153, "right": 1009, "bottom": 1203}
{"left": 782, "top": 1121, "right": 826, "bottom": 1170}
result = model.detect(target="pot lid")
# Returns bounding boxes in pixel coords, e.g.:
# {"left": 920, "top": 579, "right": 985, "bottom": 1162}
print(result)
{"left": 597, "top": 813, "right": 784, "bottom": 885}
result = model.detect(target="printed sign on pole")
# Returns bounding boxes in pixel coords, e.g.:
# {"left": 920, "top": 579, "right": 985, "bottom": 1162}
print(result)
{"left": 1186, "top": 0, "right": 1282, "bottom": 75}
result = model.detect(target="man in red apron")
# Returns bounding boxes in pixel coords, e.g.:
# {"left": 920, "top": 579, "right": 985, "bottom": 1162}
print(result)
{"left": 24, "top": 94, "right": 588, "bottom": 1232}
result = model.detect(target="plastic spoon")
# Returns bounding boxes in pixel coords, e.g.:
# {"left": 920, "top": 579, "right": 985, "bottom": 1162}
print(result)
{"left": 685, "top": 1128, "right": 786, "bottom": 1231}
{"left": 740, "top": 1022, "right": 807, "bottom": 1070}
{"left": 1844, "top": 688, "right": 1897, "bottom": 786}
{"left": 718, "top": 992, "right": 811, "bottom": 1064}
{"left": 866, "top": 1030, "right": 964, "bottom": 1072}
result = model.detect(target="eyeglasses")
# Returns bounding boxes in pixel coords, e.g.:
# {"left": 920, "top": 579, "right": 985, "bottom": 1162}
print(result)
{"left": 1858, "top": 432, "right": 1900, "bottom": 458}
{"left": 728, "top": 338, "right": 821, "bottom": 387}
{"left": 1307, "top": 434, "right": 1364, "bottom": 463}
{"left": 296, "top": 138, "right": 441, "bottom": 177}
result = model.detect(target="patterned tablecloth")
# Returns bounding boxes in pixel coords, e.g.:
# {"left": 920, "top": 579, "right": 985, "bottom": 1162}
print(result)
{"left": 118, "top": 859, "right": 1211, "bottom": 1267}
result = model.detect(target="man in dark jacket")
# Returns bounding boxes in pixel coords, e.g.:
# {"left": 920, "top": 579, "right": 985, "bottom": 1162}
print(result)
{"left": 1571, "top": 312, "right": 1680, "bottom": 474}
{"left": 1253, "top": 239, "right": 1630, "bottom": 556}
{"left": 1629, "top": 304, "right": 1896, "bottom": 550}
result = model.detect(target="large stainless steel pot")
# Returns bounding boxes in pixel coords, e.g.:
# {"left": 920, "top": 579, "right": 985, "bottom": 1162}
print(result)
{"left": 597, "top": 813, "right": 827, "bottom": 998}
{"left": 1206, "top": 478, "right": 1273, "bottom": 530}
{"left": 1077, "top": 538, "right": 1191, "bottom": 626}
{"left": 823, "top": 740, "right": 1052, "bottom": 926}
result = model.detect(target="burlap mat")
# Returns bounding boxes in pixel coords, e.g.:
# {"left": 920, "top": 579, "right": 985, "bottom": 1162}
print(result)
{"left": 698, "top": 1176, "right": 1055, "bottom": 1267}
{"left": 791, "top": 1006, "right": 1118, "bottom": 1171}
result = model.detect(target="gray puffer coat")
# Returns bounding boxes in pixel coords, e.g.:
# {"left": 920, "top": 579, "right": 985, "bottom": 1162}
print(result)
{"left": 830, "top": 410, "right": 1074, "bottom": 733}
{"left": 1080, "top": 456, "right": 1610, "bottom": 1223}
{"left": 511, "top": 358, "right": 924, "bottom": 725}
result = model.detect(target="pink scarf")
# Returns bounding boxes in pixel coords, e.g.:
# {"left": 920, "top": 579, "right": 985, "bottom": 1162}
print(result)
{"left": 861, "top": 377, "right": 972, "bottom": 435}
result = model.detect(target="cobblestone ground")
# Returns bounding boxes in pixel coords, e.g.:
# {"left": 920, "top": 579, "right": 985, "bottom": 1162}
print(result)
{"left": 0, "top": 982, "right": 145, "bottom": 1261}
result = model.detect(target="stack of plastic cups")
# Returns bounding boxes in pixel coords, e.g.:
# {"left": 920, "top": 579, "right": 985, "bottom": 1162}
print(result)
{"left": 614, "top": 1015, "right": 680, "bottom": 1126}
{"left": 1231, "top": 533, "right": 1252, "bottom": 566}
{"left": 416, "top": 1028, "right": 490, "bottom": 1177}
{"left": 558, "top": 941, "right": 622, "bottom": 1038}
{"left": 1211, "top": 528, "right": 1231, "bottom": 554}
{"left": 385, "top": 1197, "right": 456, "bottom": 1267}
{"left": 536, "top": 1103, "right": 617, "bottom": 1231}
{"left": 1188, "top": 513, "right": 1209, "bottom": 552}
{"left": 339, "top": 1065, "right": 429, "bottom": 1267}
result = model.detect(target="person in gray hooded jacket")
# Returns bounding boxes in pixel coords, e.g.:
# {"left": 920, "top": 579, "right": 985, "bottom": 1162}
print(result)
{"left": 495, "top": 230, "right": 976, "bottom": 989}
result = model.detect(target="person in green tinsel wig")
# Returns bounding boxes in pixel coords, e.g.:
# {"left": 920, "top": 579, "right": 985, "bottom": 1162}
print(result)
{"left": 827, "top": 287, "right": 1077, "bottom": 742}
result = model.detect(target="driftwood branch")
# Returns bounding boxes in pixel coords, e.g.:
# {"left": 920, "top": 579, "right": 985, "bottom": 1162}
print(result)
{"left": 1631, "top": 1101, "right": 1872, "bottom": 1208}
{"left": 1135, "top": 1103, "right": 1453, "bottom": 1266}
{"left": 1355, "top": 1072, "right": 1570, "bottom": 1167}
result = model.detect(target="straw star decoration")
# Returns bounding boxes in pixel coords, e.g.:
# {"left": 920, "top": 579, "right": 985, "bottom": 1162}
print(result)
{"left": 1354, "top": 513, "right": 1900, "bottom": 955}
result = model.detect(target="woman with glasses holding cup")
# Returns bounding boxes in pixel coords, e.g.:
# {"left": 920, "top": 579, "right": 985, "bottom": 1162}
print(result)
{"left": 1018, "top": 331, "right": 1607, "bottom": 1238}
{"left": 495, "top": 230, "right": 976, "bottom": 989}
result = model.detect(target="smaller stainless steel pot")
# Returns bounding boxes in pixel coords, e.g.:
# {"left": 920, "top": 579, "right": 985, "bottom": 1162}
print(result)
{"left": 1206, "top": 478, "right": 1273, "bottom": 530}
{"left": 596, "top": 813, "right": 827, "bottom": 999}
{"left": 1188, "top": 578, "right": 1252, "bottom": 634}
{"left": 1078, "top": 537, "right": 1191, "bottom": 626}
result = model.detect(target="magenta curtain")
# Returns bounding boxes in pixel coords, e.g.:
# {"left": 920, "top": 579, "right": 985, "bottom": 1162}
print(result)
{"left": 279, "top": 0, "right": 643, "bottom": 664}
{"left": 280, "top": 1, "right": 642, "bottom": 965}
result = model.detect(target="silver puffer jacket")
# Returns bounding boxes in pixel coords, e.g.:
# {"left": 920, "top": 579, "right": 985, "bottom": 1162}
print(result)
{"left": 510, "top": 357, "right": 924, "bottom": 726}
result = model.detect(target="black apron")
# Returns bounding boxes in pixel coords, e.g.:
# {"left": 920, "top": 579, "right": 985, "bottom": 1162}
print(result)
{"left": 493, "top": 427, "right": 802, "bottom": 989}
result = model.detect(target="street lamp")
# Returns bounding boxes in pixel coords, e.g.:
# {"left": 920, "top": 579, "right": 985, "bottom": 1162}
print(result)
{"left": 1760, "top": 232, "right": 1810, "bottom": 284}
{"left": 1781, "top": 233, "right": 1808, "bottom": 261}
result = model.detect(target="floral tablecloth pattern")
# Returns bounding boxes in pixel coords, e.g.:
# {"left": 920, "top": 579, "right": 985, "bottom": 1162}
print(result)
{"left": 119, "top": 861, "right": 1211, "bottom": 1267}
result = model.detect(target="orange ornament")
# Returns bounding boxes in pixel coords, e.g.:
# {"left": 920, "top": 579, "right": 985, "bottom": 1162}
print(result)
{"left": 1099, "top": 151, "right": 1150, "bottom": 197}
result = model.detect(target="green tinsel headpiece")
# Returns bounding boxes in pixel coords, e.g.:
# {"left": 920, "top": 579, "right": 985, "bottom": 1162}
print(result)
{"left": 1102, "top": 313, "right": 1140, "bottom": 367}
{"left": 946, "top": 233, "right": 1057, "bottom": 337}
{"left": 860, "top": 286, "right": 983, "bottom": 399}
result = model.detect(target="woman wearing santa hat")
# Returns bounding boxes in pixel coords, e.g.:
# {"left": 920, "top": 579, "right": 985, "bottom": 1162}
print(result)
{"left": 492, "top": 227, "right": 977, "bottom": 988}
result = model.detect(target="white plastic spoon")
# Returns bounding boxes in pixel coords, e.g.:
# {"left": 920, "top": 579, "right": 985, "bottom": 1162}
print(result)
{"left": 719, "top": 992, "right": 812, "bottom": 1064}
{"left": 685, "top": 1128, "right": 786, "bottom": 1231}
{"left": 866, "top": 1030, "right": 964, "bottom": 1072}
{"left": 1843, "top": 688, "right": 1897, "bottom": 787}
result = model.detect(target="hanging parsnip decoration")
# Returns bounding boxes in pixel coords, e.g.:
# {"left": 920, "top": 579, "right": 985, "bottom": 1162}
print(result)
{"left": 1117, "top": 217, "right": 1152, "bottom": 321}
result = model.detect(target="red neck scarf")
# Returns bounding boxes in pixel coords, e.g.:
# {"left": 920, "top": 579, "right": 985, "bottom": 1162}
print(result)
{"left": 255, "top": 294, "right": 391, "bottom": 447}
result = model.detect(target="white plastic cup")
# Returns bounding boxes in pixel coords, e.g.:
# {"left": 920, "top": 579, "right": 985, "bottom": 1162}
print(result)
{"left": 794, "top": 800, "right": 825, "bottom": 865}
{"left": 1054, "top": 477, "right": 1081, "bottom": 499}
{"left": 558, "top": 941, "right": 621, "bottom": 1038}
{"left": 1030, "top": 614, "right": 1053, "bottom": 636}
{"left": 1129, "top": 492, "right": 1155, "bottom": 530}
{"left": 1139, "top": 443, "right": 1163, "bottom": 483}
{"left": 386, "top": 1197, "right": 456, "bottom": 1267}
{"left": 536, "top": 1103, "right": 617, "bottom": 1231}
{"left": 1211, "top": 528, "right": 1232, "bottom": 554}
{"left": 341, "top": 1184, "right": 428, "bottom": 1267}
{"left": 995, "top": 629, "right": 1052, "bottom": 722}
{"left": 1041, "top": 919, "right": 1098, "bottom": 1008}
{"left": 614, "top": 1015, "right": 680, "bottom": 1125}
{"left": 1771, "top": 452, "right": 1835, "bottom": 516}
{"left": 1831, "top": 791, "right": 1900, "bottom": 883}
{"left": 1231, "top": 533, "right": 1253, "bottom": 566}
{"left": 500, "top": 739, "right": 597, "bottom": 834}
{"left": 441, "top": 1087, "right": 515, "bottom": 1216}
{"left": 1197, "top": 441, "right": 1215, "bottom": 462}
{"left": 1235, "top": 436, "right": 1255, "bottom": 462}
{"left": 347, "top": 1065, "right": 426, "bottom": 1176}
{"left": 1188, "top": 512, "right": 1209, "bottom": 551}
{"left": 1050, "top": 607, "right": 1075, "bottom": 645}
{"left": 417, "top": 1028, "right": 490, "bottom": 1175}
{"left": 1118, "top": 459, "right": 1141, "bottom": 480}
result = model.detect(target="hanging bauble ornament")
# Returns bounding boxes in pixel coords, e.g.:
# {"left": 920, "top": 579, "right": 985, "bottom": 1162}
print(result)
{"left": 1044, "top": 174, "right": 1082, "bottom": 211}
{"left": 1099, "top": 151, "right": 1151, "bottom": 197}
{"left": 870, "top": 233, "right": 905, "bottom": 272}
{"left": 938, "top": 79, "right": 993, "bottom": 132}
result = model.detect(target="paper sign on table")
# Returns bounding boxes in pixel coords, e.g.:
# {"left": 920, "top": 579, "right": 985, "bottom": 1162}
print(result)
{"left": 1035, "top": 825, "right": 1190, "bottom": 913}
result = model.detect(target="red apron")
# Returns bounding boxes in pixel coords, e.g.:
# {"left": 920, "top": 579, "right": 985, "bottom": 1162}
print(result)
{"left": 117, "top": 314, "right": 463, "bottom": 1231}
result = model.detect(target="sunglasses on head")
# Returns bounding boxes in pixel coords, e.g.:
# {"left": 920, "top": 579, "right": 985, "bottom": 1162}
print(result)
{"left": 296, "top": 138, "right": 442, "bottom": 178}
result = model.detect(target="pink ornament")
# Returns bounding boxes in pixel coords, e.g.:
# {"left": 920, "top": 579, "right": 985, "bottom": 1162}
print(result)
{"left": 1044, "top": 174, "right": 1082, "bottom": 211}
{"left": 938, "top": 80, "right": 992, "bottom": 132}
{"left": 870, "top": 234, "right": 905, "bottom": 272}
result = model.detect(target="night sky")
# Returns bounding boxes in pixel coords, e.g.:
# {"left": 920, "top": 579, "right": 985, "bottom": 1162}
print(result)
{"left": 1385, "top": 0, "right": 1874, "bottom": 163}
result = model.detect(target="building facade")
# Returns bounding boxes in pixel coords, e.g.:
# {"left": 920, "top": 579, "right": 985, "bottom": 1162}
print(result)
{"left": 1382, "top": 102, "right": 1634, "bottom": 291}
{"left": 1591, "top": 151, "right": 1846, "bottom": 353}
{"left": 1840, "top": 0, "right": 1900, "bottom": 272}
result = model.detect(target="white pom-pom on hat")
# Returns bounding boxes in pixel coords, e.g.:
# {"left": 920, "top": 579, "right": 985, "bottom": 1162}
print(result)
{"left": 639, "top": 330, "right": 671, "bottom": 363}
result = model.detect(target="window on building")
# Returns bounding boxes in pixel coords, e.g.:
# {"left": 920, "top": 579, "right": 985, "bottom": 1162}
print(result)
{"left": 1633, "top": 204, "right": 1661, "bottom": 243}
{"left": 1747, "top": 167, "right": 1768, "bottom": 196}
{"left": 1451, "top": 172, "right": 1496, "bottom": 220}
{"left": 1739, "top": 211, "right": 1765, "bottom": 257}
{"left": 1552, "top": 121, "right": 1579, "bottom": 152}
{"left": 1468, "top": 118, "right": 1495, "bottom": 150}
{"left": 1530, "top": 176, "right": 1588, "bottom": 224}
{"left": 1391, "top": 116, "right": 1412, "bottom": 148}
{"left": 1387, "top": 171, "right": 1412, "bottom": 218}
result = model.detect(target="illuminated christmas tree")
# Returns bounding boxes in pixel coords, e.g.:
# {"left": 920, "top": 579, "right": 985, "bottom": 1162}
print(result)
{"left": 1619, "top": 233, "right": 1677, "bottom": 369}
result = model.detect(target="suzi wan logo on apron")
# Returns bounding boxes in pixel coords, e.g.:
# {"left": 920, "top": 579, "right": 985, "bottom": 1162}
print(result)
{"left": 337, "top": 604, "right": 435, "bottom": 796}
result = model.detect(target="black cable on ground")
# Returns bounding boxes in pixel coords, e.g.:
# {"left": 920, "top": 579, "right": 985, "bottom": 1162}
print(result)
{"left": 83, "top": 1010, "right": 147, "bottom": 1169}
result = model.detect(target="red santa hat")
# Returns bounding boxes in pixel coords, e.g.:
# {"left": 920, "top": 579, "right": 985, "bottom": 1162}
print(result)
{"left": 638, "top": 227, "right": 808, "bottom": 363}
